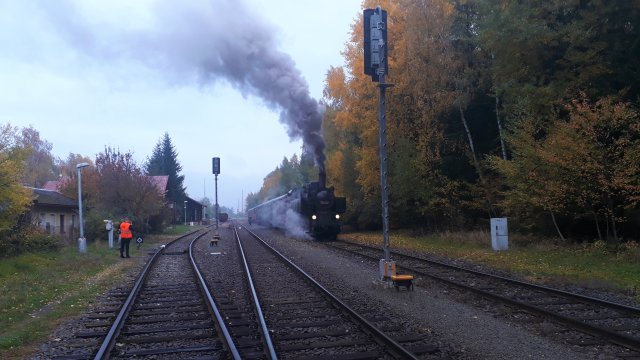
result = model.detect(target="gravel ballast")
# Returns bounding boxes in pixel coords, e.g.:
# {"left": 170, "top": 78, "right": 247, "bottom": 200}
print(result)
{"left": 249, "top": 225, "right": 588, "bottom": 360}
{"left": 28, "top": 224, "right": 633, "bottom": 359}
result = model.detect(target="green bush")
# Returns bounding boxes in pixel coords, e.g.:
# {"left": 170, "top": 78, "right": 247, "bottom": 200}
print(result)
{"left": 0, "top": 230, "right": 16, "bottom": 256}
{"left": 22, "top": 228, "right": 62, "bottom": 252}
{"left": 0, "top": 226, "right": 62, "bottom": 257}
{"left": 618, "top": 241, "right": 640, "bottom": 262}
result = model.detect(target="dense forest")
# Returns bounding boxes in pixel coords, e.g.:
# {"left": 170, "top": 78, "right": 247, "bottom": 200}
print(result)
{"left": 251, "top": 0, "right": 640, "bottom": 242}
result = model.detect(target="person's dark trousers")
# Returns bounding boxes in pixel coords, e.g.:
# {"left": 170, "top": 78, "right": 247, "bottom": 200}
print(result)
{"left": 120, "top": 238, "right": 131, "bottom": 258}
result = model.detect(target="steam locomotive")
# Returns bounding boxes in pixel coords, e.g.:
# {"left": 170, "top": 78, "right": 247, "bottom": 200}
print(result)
{"left": 247, "top": 168, "right": 346, "bottom": 240}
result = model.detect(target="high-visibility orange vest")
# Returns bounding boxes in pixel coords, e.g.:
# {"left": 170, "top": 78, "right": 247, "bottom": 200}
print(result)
{"left": 120, "top": 221, "right": 132, "bottom": 239}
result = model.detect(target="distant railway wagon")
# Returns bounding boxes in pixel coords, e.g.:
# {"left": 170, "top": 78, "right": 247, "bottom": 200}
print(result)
{"left": 248, "top": 169, "right": 346, "bottom": 240}
{"left": 217, "top": 212, "right": 229, "bottom": 223}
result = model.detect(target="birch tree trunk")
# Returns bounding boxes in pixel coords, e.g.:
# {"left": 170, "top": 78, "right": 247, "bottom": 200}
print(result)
{"left": 459, "top": 102, "right": 495, "bottom": 217}
{"left": 592, "top": 210, "right": 602, "bottom": 241}
{"left": 459, "top": 102, "right": 483, "bottom": 183}
{"left": 495, "top": 93, "right": 508, "bottom": 160}
{"left": 607, "top": 194, "right": 619, "bottom": 243}
{"left": 549, "top": 209, "right": 566, "bottom": 241}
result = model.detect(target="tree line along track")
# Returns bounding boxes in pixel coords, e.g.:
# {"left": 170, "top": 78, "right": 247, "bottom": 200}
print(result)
{"left": 325, "top": 239, "right": 640, "bottom": 357}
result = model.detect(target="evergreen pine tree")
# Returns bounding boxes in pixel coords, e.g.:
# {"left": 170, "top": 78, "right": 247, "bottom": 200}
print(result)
{"left": 145, "top": 133, "right": 187, "bottom": 204}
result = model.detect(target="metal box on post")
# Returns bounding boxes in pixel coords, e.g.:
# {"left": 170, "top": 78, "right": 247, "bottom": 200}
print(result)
{"left": 490, "top": 217, "right": 509, "bottom": 250}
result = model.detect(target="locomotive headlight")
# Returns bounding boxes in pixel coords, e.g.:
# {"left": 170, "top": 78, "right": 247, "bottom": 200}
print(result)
{"left": 335, "top": 214, "right": 340, "bottom": 220}
{"left": 311, "top": 214, "right": 317, "bottom": 220}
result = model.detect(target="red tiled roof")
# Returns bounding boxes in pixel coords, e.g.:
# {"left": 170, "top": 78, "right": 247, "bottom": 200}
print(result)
{"left": 42, "top": 180, "right": 61, "bottom": 191}
{"left": 42, "top": 176, "right": 72, "bottom": 192}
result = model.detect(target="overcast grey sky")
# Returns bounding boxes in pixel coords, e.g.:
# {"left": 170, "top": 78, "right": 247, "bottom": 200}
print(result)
{"left": 0, "top": 0, "right": 362, "bottom": 211}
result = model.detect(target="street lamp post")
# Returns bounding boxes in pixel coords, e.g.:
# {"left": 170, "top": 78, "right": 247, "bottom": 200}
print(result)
{"left": 184, "top": 200, "right": 187, "bottom": 226}
{"left": 76, "top": 162, "right": 90, "bottom": 253}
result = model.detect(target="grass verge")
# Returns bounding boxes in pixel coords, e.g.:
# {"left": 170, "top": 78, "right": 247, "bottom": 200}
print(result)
{"left": 0, "top": 228, "right": 195, "bottom": 359}
{"left": 342, "top": 230, "right": 640, "bottom": 301}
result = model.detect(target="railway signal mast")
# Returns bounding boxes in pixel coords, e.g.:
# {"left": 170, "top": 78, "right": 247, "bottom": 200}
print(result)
{"left": 364, "top": 7, "right": 394, "bottom": 281}
{"left": 212, "top": 157, "right": 220, "bottom": 231}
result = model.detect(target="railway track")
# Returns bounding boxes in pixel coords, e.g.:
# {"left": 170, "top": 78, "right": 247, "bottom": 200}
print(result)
{"left": 325, "top": 239, "right": 640, "bottom": 355}
{"left": 42, "top": 227, "right": 242, "bottom": 359}
{"left": 191, "top": 224, "right": 275, "bottom": 359}
{"left": 92, "top": 226, "right": 239, "bottom": 359}
{"left": 234, "top": 223, "right": 440, "bottom": 359}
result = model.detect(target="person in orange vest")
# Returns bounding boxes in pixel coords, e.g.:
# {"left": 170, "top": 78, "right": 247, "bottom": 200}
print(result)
{"left": 118, "top": 217, "right": 133, "bottom": 258}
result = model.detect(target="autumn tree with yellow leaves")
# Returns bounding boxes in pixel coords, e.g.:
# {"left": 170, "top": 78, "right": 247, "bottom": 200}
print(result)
{"left": 259, "top": 0, "right": 640, "bottom": 241}
{"left": 0, "top": 124, "right": 31, "bottom": 232}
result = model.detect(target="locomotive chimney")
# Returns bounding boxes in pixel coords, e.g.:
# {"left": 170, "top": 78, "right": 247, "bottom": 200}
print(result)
{"left": 319, "top": 164, "right": 326, "bottom": 189}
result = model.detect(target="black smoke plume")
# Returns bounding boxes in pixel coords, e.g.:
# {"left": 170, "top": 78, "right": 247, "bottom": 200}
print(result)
{"left": 39, "top": 0, "right": 326, "bottom": 166}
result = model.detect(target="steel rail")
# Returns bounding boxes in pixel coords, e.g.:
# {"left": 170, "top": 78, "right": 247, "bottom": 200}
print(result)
{"left": 349, "top": 240, "right": 640, "bottom": 313}
{"left": 240, "top": 225, "right": 420, "bottom": 360}
{"left": 93, "top": 227, "right": 208, "bottom": 359}
{"left": 333, "top": 239, "right": 640, "bottom": 352}
{"left": 189, "top": 235, "right": 242, "bottom": 359}
{"left": 232, "top": 223, "right": 278, "bottom": 359}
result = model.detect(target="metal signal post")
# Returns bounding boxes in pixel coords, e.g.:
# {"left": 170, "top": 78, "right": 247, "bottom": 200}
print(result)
{"left": 212, "top": 157, "right": 220, "bottom": 230}
{"left": 378, "top": 72, "right": 392, "bottom": 263}
{"left": 365, "top": 7, "right": 394, "bottom": 280}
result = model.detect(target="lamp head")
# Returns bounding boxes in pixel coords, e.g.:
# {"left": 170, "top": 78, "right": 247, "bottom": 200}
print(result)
{"left": 76, "top": 162, "right": 90, "bottom": 169}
